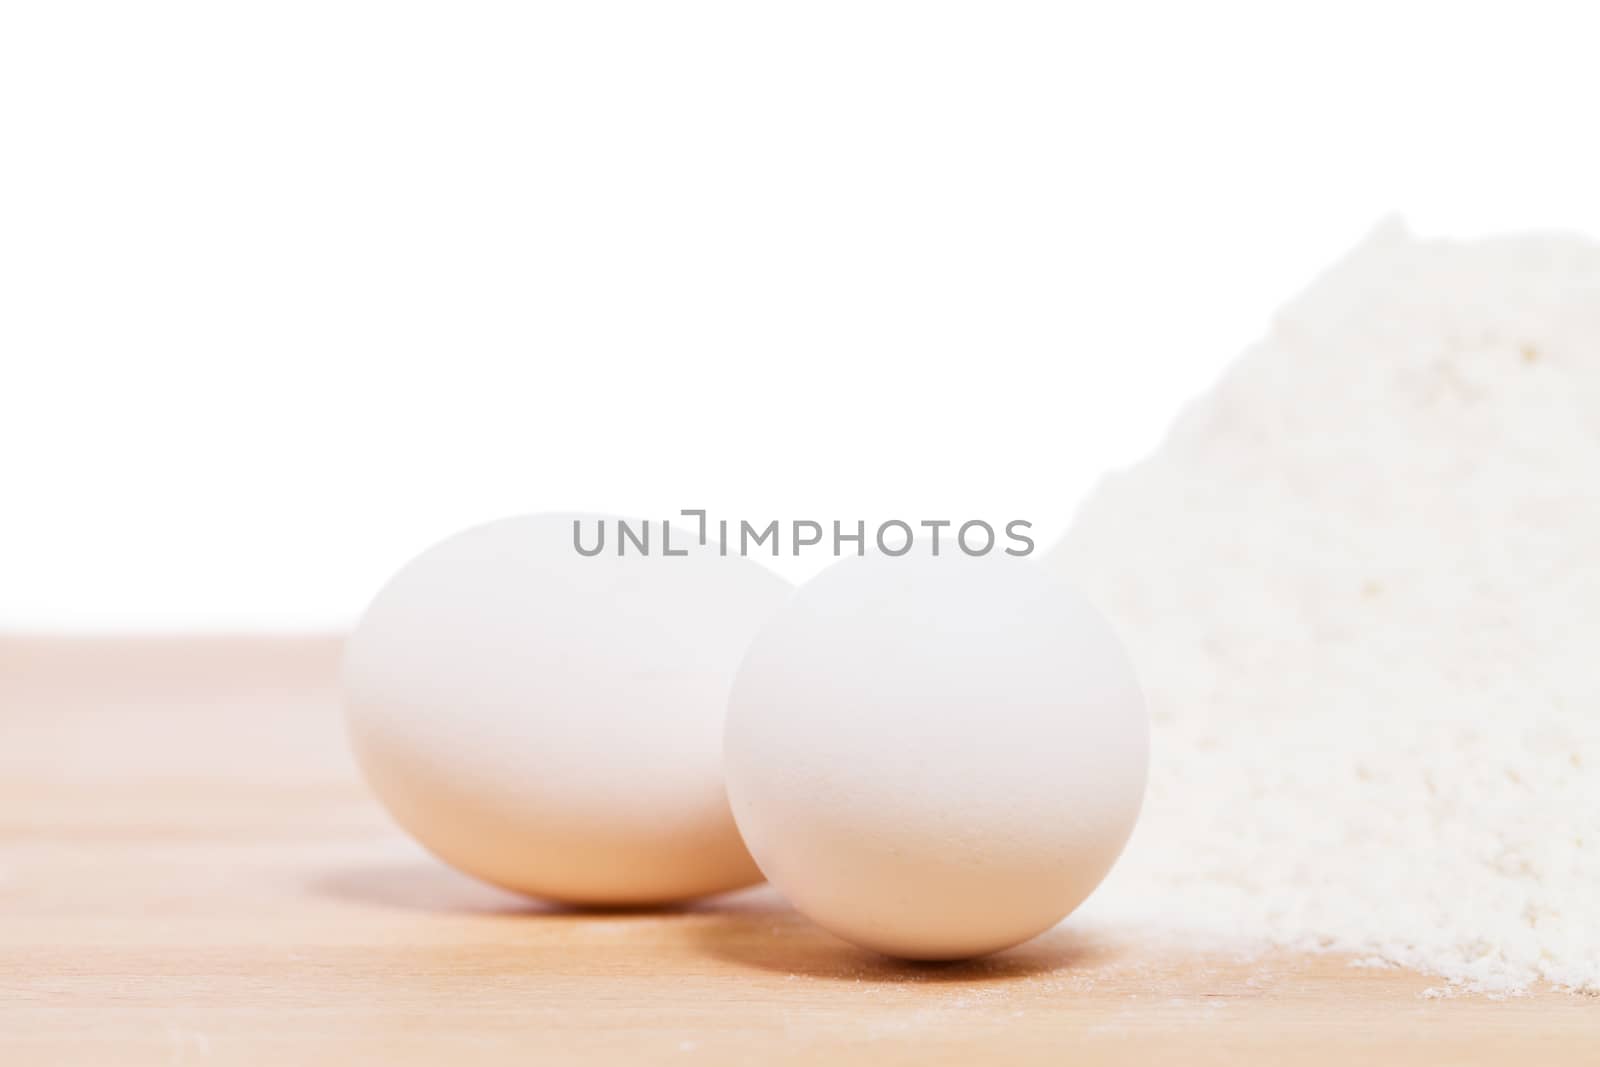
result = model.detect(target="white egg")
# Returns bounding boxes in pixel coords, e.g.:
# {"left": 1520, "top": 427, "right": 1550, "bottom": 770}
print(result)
{"left": 343, "top": 513, "right": 791, "bottom": 905}
{"left": 724, "top": 551, "right": 1148, "bottom": 959}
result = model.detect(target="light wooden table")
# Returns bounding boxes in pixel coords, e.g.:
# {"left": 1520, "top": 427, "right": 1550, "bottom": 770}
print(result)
{"left": 1, "top": 637, "right": 1593, "bottom": 1065}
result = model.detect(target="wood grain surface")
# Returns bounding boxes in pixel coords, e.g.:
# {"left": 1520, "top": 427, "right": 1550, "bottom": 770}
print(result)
{"left": 1, "top": 637, "right": 1594, "bottom": 1065}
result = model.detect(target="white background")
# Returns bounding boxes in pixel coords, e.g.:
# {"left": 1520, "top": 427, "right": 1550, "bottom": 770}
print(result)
{"left": 3, "top": 1, "right": 1598, "bottom": 628}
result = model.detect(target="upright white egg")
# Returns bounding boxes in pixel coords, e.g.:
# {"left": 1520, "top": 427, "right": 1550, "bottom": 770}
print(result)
{"left": 724, "top": 551, "right": 1148, "bottom": 959}
{"left": 343, "top": 513, "right": 791, "bottom": 905}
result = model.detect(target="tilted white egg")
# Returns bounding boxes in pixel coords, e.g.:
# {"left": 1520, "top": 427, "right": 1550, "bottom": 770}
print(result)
{"left": 724, "top": 551, "right": 1148, "bottom": 959}
{"left": 343, "top": 513, "right": 791, "bottom": 905}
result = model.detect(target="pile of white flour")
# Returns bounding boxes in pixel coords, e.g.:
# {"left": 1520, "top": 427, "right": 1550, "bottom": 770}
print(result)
{"left": 1055, "top": 221, "right": 1600, "bottom": 995}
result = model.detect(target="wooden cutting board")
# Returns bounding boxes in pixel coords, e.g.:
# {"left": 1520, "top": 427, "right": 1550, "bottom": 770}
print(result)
{"left": 1, "top": 637, "right": 1593, "bottom": 1065}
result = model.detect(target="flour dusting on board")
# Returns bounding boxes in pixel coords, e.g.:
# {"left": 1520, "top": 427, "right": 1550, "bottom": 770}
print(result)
{"left": 1056, "top": 222, "right": 1600, "bottom": 995}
